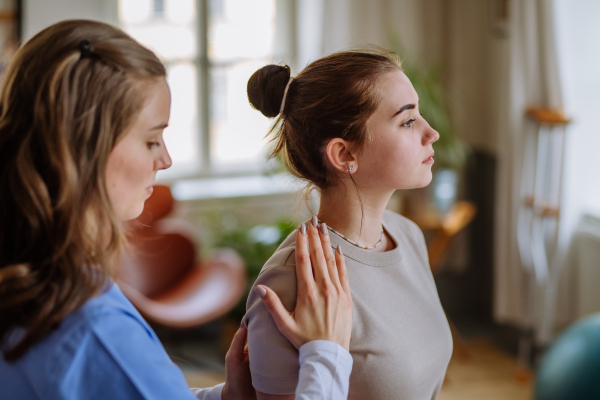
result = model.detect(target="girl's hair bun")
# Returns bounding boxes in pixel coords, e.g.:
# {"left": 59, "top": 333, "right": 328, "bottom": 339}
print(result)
{"left": 247, "top": 64, "right": 291, "bottom": 118}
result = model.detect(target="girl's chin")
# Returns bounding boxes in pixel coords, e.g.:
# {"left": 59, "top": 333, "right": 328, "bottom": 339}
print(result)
{"left": 406, "top": 173, "right": 434, "bottom": 189}
{"left": 119, "top": 203, "right": 146, "bottom": 222}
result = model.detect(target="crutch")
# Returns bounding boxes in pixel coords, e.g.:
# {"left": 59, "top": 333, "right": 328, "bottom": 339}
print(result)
{"left": 517, "top": 106, "right": 570, "bottom": 371}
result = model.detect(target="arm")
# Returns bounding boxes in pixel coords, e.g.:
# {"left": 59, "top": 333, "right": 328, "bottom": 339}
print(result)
{"left": 295, "top": 341, "right": 353, "bottom": 400}
{"left": 254, "top": 218, "right": 353, "bottom": 400}
{"left": 254, "top": 340, "right": 353, "bottom": 400}
{"left": 190, "top": 323, "right": 255, "bottom": 400}
{"left": 220, "top": 219, "right": 353, "bottom": 400}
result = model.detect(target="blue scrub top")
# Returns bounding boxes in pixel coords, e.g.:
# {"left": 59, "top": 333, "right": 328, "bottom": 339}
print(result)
{"left": 0, "top": 283, "right": 198, "bottom": 400}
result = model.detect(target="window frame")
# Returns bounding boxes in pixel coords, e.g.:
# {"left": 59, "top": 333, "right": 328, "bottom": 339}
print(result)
{"left": 116, "top": 0, "right": 297, "bottom": 182}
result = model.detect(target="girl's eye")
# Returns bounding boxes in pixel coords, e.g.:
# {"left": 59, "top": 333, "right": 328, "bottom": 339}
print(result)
{"left": 147, "top": 141, "right": 160, "bottom": 149}
{"left": 401, "top": 118, "right": 416, "bottom": 127}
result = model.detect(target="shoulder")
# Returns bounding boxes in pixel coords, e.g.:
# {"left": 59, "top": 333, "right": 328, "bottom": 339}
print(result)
{"left": 260, "top": 228, "right": 298, "bottom": 273}
{"left": 251, "top": 229, "right": 299, "bottom": 305}
{"left": 243, "top": 230, "right": 301, "bottom": 394}
{"left": 246, "top": 230, "right": 299, "bottom": 317}
{"left": 6, "top": 284, "right": 195, "bottom": 400}
{"left": 383, "top": 209, "right": 421, "bottom": 233}
{"left": 383, "top": 209, "right": 429, "bottom": 261}
{"left": 383, "top": 210, "right": 425, "bottom": 243}
{"left": 79, "top": 284, "right": 156, "bottom": 340}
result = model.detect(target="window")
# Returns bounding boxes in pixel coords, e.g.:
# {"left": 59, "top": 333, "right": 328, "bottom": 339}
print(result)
{"left": 118, "top": 0, "right": 294, "bottom": 179}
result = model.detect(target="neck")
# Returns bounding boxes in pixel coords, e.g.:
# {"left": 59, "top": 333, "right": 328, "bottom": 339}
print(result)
{"left": 318, "top": 183, "right": 394, "bottom": 250}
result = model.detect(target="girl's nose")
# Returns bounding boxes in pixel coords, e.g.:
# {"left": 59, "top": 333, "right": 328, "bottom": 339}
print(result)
{"left": 422, "top": 119, "right": 440, "bottom": 145}
{"left": 156, "top": 145, "right": 172, "bottom": 171}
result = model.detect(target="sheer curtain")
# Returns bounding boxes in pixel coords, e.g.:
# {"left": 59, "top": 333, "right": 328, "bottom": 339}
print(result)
{"left": 493, "top": 0, "right": 571, "bottom": 335}
{"left": 295, "top": 0, "right": 441, "bottom": 71}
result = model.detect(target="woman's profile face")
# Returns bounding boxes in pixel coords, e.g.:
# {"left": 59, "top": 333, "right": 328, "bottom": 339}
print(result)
{"left": 105, "top": 78, "right": 172, "bottom": 221}
{"left": 357, "top": 70, "right": 439, "bottom": 192}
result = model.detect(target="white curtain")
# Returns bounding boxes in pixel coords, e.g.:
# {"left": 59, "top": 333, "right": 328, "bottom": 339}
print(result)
{"left": 493, "top": 0, "right": 570, "bottom": 333}
{"left": 295, "top": 0, "right": 440, "bottom": 70}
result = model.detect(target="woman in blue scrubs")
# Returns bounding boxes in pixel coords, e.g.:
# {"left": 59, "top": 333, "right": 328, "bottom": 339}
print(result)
{"left": 0, "top": 19, "right": 353, "bottom": 400}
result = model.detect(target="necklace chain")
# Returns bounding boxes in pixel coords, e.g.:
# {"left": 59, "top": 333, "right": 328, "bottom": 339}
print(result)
{"left": 318, "top": 220, "right": 384, "bottom": 250}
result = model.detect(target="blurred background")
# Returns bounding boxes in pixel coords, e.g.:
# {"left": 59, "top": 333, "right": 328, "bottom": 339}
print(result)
{"left": 2, "top": 0, "right": 600, "bottom": 399}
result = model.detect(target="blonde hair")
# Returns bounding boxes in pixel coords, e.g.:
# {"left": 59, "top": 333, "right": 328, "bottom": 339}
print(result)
{"left": 0, "top": 19, "right": 166, "bottom": 361}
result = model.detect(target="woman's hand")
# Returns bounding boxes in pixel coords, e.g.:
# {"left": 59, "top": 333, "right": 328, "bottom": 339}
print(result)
{"left": 222, "top": 325, "right": 256, "bottom": 400}
{"left": 255, "top": 217, "right": 353, "bottom": 351}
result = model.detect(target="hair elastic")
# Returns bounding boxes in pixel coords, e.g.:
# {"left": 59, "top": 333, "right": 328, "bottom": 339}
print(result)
{"left": 79, "top": 39, "right": 95, "bottom": 58}
{"left": 279, "top": 77, "right": 294, "bottom": 115}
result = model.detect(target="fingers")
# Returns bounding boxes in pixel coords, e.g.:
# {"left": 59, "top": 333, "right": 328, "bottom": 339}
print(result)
{"left": 335, "top": 245, "right": 351, "bottom": 295}
{"left": 255, "top": 285, "right": 296, "bottom": 342}
{"left": 225, "top": 325, "right": 248, "bottom": 366}
{"left": 308, "top": 216, "right": 330, "bottom": 286}
{"left": 318, "top": 221, "right": 342, "bottom": 287}
{"left": 294, "top": 224, "right": 313, "bottom": 295}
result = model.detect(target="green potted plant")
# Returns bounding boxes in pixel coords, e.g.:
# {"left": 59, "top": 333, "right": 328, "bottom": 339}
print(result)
{"left": 200, "top": 210, "right": 297, "bottom": 319}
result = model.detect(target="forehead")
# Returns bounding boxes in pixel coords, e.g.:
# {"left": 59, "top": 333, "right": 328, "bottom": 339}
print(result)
{"left": 375, "top": 70, "right": 418, "bottom": 114}
{"left": 139, "top": 79, "right": 170, "bottom": 120}
{"left": 131, "top": 79, "right": 171, "bottom": 130}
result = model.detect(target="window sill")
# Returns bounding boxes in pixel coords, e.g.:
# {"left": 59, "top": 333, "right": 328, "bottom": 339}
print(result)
{"left": 170, "top": 173, "right": 305, "bottom": 201}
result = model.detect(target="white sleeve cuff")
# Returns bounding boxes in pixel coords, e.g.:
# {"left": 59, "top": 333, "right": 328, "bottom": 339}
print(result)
{"left": 191, "top": 382, "right": 224, "bottom": 400}
{"left": 296, "top": 340, "right": 353, "bottom": 400}
{"left": 299, "top": 340, "right": 353, "bottom": 368}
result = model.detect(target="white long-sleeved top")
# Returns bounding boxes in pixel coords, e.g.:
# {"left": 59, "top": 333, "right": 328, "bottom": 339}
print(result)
{"left": 192, "top": 340, "right": 353, "bottom": 400}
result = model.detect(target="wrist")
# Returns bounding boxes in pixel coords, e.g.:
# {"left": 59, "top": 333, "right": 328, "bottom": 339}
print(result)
{"left": 220, "top": 383, "right": 229, "bottom": 400}
{"left": 299, "top": 340, "right": 353, "bottom": 364}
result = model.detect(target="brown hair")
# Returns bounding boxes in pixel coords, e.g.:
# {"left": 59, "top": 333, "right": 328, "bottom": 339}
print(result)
{"left": 247, "top": 47, "right": 402, "bottom": 190}
{"left": 0, "top": 19, "right": 166, "bottom": 361}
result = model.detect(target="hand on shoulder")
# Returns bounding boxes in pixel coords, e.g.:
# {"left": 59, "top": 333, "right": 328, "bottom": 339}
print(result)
{"left": 254, "top": 217, "right": 353, "bottom": 351}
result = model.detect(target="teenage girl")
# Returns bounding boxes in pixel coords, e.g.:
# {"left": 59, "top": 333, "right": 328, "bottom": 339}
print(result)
{"left": 244, "top": 48, "right": 453, "bottom": 400}
{"left": 0, "top": 19, "right": 353, "bottom": 400}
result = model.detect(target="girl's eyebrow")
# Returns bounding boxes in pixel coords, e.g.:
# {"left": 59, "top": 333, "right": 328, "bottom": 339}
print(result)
{"left": 150, "top": 123, "right": 168, "bottom": 130}
{"left": 392, "top": 104, "right": 415, "bottom": 118}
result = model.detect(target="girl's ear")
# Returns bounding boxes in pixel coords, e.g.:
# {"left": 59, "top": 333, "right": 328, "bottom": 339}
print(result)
{"left": 326, "top": 138, "right": 358, "bottom": 174}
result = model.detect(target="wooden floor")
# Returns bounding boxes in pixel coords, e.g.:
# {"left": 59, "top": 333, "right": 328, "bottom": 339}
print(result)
{"left": 181, "top": 339, "right": 534, "bottom": 399}
{"left": 182, "top": 368, "right": 225, "bottom": 391}
{"left": 438, "top": 339, "right": 533, "bottom": 400}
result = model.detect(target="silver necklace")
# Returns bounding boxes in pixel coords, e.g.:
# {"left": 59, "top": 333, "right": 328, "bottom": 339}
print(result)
{"left": 318, "top": 220, "right": 384, "bottom": 250}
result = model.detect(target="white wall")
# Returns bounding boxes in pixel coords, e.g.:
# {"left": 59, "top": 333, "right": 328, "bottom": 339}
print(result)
{"left": 555, "top": 0, "right": 600, "bottom": 220}
{"left": 22, "top": 0, "right": 116, "bottom": 41}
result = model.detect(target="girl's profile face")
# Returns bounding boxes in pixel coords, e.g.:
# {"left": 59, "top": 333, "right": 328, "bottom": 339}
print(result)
{"left": 357, "top": 70, "right": 439, "bottom": 192}
{"left": 105, "top": 78, "right": 172, "bottom": 221}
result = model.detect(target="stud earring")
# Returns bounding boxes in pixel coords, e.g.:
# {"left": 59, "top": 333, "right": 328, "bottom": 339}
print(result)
{"left": 346, "top": 164, "right": 355, "bottom": 173}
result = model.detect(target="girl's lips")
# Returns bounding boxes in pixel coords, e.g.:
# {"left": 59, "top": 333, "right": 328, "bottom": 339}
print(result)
{"left": 422, "top": 151, "right": 435, "bottom": 164}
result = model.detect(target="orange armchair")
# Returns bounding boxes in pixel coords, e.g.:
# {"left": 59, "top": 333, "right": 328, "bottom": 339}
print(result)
{"left": 117, "top": 185, "right": 247, "bottom": 328}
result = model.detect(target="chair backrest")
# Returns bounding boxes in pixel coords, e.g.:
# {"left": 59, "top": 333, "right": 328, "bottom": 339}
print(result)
{"left": 136, "top": 185, "right": 174, "bottom": 225}
{"left": 120, "top": 233, "right": 196, "bottom": 298}
{"left": 118, "top": 185, "right": 196, "bottom": 298}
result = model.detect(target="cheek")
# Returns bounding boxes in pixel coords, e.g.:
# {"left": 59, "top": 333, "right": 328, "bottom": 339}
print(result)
{"left": 106, "top": 153, "right": 126, "bottom": 196}
{"left": 360, "top": 134, "right": 429, "bottom": 189}
{"left": 106, "top": 148, "right": 149, "bottom": 220}
{"left": 369, "top": 135, "right": 411, "bottom": 171}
